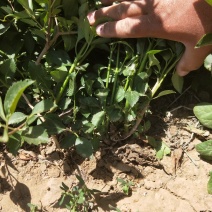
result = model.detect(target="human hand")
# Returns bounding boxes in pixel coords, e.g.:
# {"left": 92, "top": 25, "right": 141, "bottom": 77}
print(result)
{"left": 87, "top": 0, "right": 212, "bottom": 76}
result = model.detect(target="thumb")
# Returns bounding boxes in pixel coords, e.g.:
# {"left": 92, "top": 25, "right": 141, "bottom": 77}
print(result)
{"left": 176, "top": 44, "right": 212, "bottom": 76}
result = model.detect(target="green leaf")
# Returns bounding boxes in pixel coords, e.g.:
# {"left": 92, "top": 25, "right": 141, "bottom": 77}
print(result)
{"left": 147, "top": 136, "right": 171, "bottom": 159}
{"left": 171, "top": 72, "right": 184, "bottom": 93}
{"left": 95, "top": 88, "right": 109, "bottom": 105}
{"left": 41, "top": 114, "right": 65, "bottom": 135}
{"left": 31, "top": 99, "right": 56, "bottom": 115}
{"left": 125, "top": 91, "right": 140, "bottom": 108}
{"left": 0, "top": 58, "right": 16, "bottom": 83}
{"left": 22, "top": 126, "right": 49, "bottom": 145}
{"left": 195, "top": 140, "right": 212, "bottom": 161}
{"left": 106, "top": 107, "right": 123, "bottom": 122}
{"left": 204, "top": 54, "right": 212, "bottom": 71}
{"left": 4, "top": 79, "right": 34, "bottom": 116}
{"left": 0, "top": 23, "right": 10, "bottom": 36}
{"left": 208, "top": 171, "right": 212, "bottom": 194}
{"left": 66, "top": 73, "right": 77, "bottom": 97}
{"left": 28, "top": 61, "right": 52, "bottom": 92}
{"left": 196, "top": 33, "right": 212, "bottom": 48}
{"left": 91, "top": 111, "right": 105, "bottom": 128}
{"left": 153, "top": 90, "right": 176, "bottom": 99}
{"left": 50, "top": 68, "right": 67, "bottom": 83}
{"left": 8, "top": 112, "right": 27, "bottom": 125}
{"left": 114, "top": 86, "right": 125, "bottom": 103}
{"left": 75, "top": 137, "right": 93, "bottom": 158}
{"left": 0, "top": 97, "right": 6, "bottom": 121}
{"left": 205, "top": 0, "right": 212, "bottom": 6}
{"left": 7, "top": 133, "right": 22, "bottom": 155}
{"left": 60, "top": 133, "right": 76, "bottom": 149}
{"left": 193, "top": 103, "right": 212, "bottom": 129}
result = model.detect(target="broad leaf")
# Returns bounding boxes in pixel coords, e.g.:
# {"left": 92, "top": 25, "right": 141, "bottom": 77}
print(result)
{"left": 125, "top": 91, "right": 140, "bottom": 108}
{"left": 75, "top": 137, "right": 93, "bottom": 158}
{"left": 7, "top": 133, "right": 22, "bottom": 155}
{"left": 196, "top": 33, "right": 212, "bottom": 48}
{"left": 22, "top": 126, "right": 49, "bottom": 145}
{"left": 4, "top": 79, "right": 34, "bottom": 116}
{"left": 41, "top": 114, "right": 66, "bottom": 135}
{"left": 204, "top": 54, "right": 212, "bottom": 71}
{"left": 148, "top": 136, "right": 171, "bottom": 159}
{"left": 114, "top": 86, "right": 125, "bottom": 103}
{"left": 8, "top": 112, "right": 27, "bottom": 125}
{"left": 31, "top": 99, "right": 56, "bottom": 115}
{"left": 195, "top": 140, "right": 212, "bottom": 161}
{"left": 91, "top": 111, "right": 105, "bottom": 128}
{"left": 28, "top": 61, "right": 52, "bottom": 92}
{"left": 193, "top": 103, "right": 212, "bottom": 129}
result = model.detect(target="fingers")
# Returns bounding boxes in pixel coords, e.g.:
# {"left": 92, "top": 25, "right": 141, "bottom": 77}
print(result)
{"left": 176, "top": 45, "right": 212, "bottom": 76}
{"left": 88, "top": 1, "right": 149, "bottom": 25}
{"left": 95, "top": 15, "right": 161, "bottom": 38}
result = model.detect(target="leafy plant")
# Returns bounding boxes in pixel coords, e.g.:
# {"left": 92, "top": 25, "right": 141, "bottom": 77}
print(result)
{"left": 59, "top": 175, "right": 99, "bottom": 211}
{"left": 117, "top": 177, "right": 134, "bottom": 195}
{"left": 0, "top": 0, "right": 184, "bottom": 159}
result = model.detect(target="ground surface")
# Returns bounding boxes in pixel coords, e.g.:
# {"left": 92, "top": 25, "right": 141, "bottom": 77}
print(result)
{"left": 0, "top": 85, "right": 212, "bottom": 212}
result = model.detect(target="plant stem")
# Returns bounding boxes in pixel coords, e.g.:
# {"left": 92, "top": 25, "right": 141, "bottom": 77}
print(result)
{"left": 137, "top": 40, "right": 154, "bottom": 74}
{"left": 110, "top": 44, "right": 120, "bottom": 105}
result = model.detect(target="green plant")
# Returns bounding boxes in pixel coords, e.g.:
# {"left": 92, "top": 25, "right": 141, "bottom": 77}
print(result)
{"left": 117, "top": 177, "right": 134, "bottom": 196}
{"left": 59, "top": 175, "right": 99, "bottom": 211}
{"left": 27, "top": 203, "right": 40, "bottom": 212}
{"left": 0, "top": 0, "right": 184, "bottom": 159}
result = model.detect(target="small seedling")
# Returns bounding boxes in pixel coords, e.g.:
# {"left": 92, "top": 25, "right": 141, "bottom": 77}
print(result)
{"left": 117, "top": 178, "right": 134, "bottom": 196}
{"left": 59, "top": 175, "right": 99, "bottom": 211}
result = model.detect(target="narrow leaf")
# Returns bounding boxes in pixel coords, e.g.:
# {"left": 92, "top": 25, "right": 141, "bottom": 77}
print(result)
{"left": 196, "top": 33, "right": 212, "bottom": 48}
{"left": 0, "top": 97, "right": 6, "bottom": 121}
{"left": 153, "top": 90, "right": 176, "bottom": 99}
{"left": 171, "top": 72, "right": 184, "bottom": 93}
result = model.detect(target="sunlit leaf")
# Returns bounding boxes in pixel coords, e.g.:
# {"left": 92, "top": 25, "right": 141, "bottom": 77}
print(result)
{"left": 8, "top": 112, "right": 27, "bottom": 125}
{"left": 196, "top": 140, "right": 212, "bottom": 161}
{"left": 22, "top": 126, "right": 49, "bottom": 145}
{"left": 31, "top": 99, "right": 56, "bottom": 115}
{"left": 204, "top": 54, "right": 212, "bottom": 71}
{"left": 196, "top": 33, "right": 212, "bottom": 48}
{"left": 193, "top": 103, "right": 212, "bottom": 129}
{"left": 4, "top": 79, "right": 34, "bottom": 116}
{"left": 125, "top": 91, "right": 140, "bottom": 108}
{"left": 91, "top": 111, "right": 105, "bottom": 128}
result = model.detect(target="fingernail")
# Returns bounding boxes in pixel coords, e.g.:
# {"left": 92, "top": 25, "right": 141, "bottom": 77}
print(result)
{"left": 87, "top": 11, "right": 95, "bottom": 24}
{"left": 96, "top": 24, "right": 104, "bottom": 36}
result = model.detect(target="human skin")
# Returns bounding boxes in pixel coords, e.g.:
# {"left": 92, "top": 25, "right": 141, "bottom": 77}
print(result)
{"left": 87, "top": 0, "right": 212, "bottom": 76}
